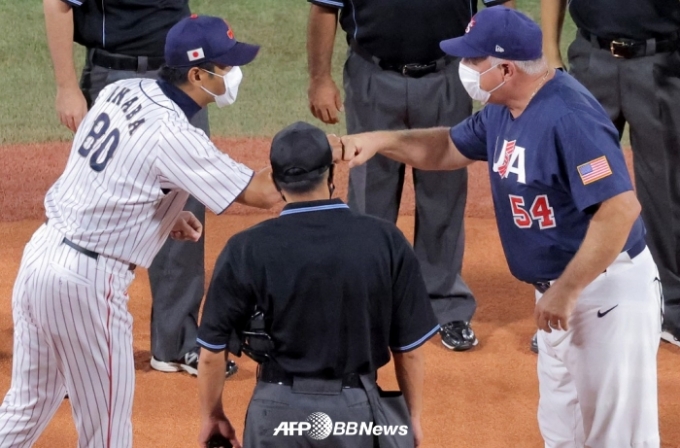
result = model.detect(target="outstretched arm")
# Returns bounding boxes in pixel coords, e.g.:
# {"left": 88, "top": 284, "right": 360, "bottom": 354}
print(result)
{"left": 234, "top": 167, "right": 281, "bottom": 209}
{"left": 340, "top": 128, "right": 474, "bottom": 171}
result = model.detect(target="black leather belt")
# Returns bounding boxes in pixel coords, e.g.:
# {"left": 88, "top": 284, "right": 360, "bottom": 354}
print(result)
{"left": 350, "top": 40, "right": 447, "bottom": 78}
{"left": 91, "top": 48, "right": 165, "bottom": 72}
{"left": 257, "top": 363, "right": 364, "bottom": 389}
{"left": 579, "top": 29, "right": 679, "bottom": 59}
{"left": 533, "top": 239, "right": 646, "bottom": 294}
{"left": 62, "top": 238, "right": 136, "bottom": 271}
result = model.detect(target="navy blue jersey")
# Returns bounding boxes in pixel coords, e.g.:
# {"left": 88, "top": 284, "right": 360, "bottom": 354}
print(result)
{"left": 451, "top": 70, "right": 645, "bottom": 283}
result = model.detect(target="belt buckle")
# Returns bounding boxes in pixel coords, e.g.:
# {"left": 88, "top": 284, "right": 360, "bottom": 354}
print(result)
{"left": 401, "top": 63, "right": 429, "bottom": 77}
{"left": 609, "top": 39, "right": 636, "bottom": 58}
{"left": 401, "top": 63, "right": 417, "bottom": 76}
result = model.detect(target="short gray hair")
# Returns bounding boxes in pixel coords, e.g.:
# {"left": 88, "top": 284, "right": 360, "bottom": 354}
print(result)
{"left": 489, "top": 56, "right": 548, "bottom": 76}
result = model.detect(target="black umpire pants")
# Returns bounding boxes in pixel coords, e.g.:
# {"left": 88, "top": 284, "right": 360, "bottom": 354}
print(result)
{"left": 567, "top": 32, "right": 680, "bottom": 334}
{"left": 343, "top": 49, "right": 476, "bottom": 325}
{"left": 80, "top": 50, "right": 209, "bottom": 361}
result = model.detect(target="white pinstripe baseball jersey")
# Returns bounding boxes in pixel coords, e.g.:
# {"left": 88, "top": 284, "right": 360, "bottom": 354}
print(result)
{"left": 44, "top": 78, "right": 253, "bottom": 268}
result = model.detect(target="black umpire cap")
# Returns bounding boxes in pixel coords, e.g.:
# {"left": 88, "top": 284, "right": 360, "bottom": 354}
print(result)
{"left": 270, "top": 122, "right": 333, "bottom": 183}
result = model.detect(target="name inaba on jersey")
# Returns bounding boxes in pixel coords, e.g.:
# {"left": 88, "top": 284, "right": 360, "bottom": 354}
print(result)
{"left": 103, "top": 85, "right": 146, "bottom": 136}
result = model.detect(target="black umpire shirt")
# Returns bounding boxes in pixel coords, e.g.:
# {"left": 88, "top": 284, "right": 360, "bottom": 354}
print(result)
{"left": 569, "top": 0, "right": 680, "bottom": 41}
{"left": 59, "top": 0, "right": 190, "bottom": 57}
{"left": 309, "top": 0, "right": 479, "bottom": 64}
{"left": 197, "top": 199, "right": 439, "bottom": 378}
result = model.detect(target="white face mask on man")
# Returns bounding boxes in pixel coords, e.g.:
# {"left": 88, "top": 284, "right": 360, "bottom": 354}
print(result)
{"left": 201, "top": 66, "right": 243, "bottom": 108}
{"left": 458, "top": 62, "right": 505, "bottom": 104}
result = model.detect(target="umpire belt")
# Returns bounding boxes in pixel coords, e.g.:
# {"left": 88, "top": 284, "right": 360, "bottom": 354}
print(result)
{"left": 257, "top": 363, "right": 365, "bottom": 391}
{"left": 533, "top": 238, "right": 646, "bottom": 294}
{"left": 350, "top": 40, "right": 447, "bottom": 78}
{"left": 91, "top": 48, "right": 165, "bottom": 73}
{"left": 580, "top": 29, "right": 679, "bottom": 59}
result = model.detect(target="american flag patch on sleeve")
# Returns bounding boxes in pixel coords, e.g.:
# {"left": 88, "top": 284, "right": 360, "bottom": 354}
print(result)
{"left": 577, "top": 156, "right": 612, "bottom": 185}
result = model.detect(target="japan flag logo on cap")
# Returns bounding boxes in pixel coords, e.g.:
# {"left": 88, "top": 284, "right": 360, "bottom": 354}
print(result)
{"left": 465, "top": 17, "right": 476, "bottom": 33}
{"left": 187, "top": 47, "right": 205, "bottom": 61}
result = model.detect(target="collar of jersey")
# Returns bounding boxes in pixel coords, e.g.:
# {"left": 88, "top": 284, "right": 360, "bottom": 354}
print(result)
{"left": 280, "top": 199, "right": 349, "bottom": 216}
{"left": 157, "top": 80, "right": 202, "bottom": 120}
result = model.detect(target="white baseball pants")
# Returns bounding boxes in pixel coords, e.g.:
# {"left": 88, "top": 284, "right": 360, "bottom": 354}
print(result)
{"left": 0, "top": 224, "right": 135, "bottom": 447}
{"left": 536, "top": 247, "right": 662, "bottom": 448}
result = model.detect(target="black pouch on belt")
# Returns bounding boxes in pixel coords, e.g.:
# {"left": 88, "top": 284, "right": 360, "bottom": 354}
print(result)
{"left": 358, "top": 375, "right": 414, "bottom": 448}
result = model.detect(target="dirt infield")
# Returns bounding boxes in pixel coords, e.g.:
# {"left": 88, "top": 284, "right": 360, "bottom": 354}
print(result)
{"left": 0, "top": 139, "right": 678, "bottom": 447}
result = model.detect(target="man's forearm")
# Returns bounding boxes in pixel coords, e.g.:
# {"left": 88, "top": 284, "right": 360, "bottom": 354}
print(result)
{"left": 393, "top": 348, "right": 425, "bottom": 420}
{"left": 540, "top": 0, "right": 568, "bottom": 65}
{"left": 555, "top": 191, "right": 641, "bottom": 293}
{"left": 44, "top": 0, "right": 79, "bottom": 89}
{"left": 307, "top": 5, "right": 338, "bottom": 81}
{"left": 377, "top": 128, "right": 469, "bottom": 171}
{"left": 198, "top": 350, "right": 228, "bottom": 419}
{"left": 235, "top": 168, "right": 280, "bottom": 209}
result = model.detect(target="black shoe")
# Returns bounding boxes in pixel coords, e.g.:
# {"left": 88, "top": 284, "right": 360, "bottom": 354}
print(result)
{"left": 151, "top": 348, "right": 238, "bottom": 378}
{"left": 530, "top": 333, "right": 538, "bottom": 354}
{"left": 440, "top": 321, "right": 478, "bottom": 351}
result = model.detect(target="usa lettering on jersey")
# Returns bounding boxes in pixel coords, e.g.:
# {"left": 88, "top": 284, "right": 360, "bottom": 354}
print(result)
{"left": 493, "top": 139, "right": 526, "bottom": 183}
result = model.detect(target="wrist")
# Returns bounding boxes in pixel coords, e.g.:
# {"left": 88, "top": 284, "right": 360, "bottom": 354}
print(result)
{"left": 56, "top": 82, "right": 81, "bottom": 91}
{"left": 552, "top": 279, "right": 583, "bottom": 302}
{"left": 310, "top": 74, "right": 333, "bottom": 84}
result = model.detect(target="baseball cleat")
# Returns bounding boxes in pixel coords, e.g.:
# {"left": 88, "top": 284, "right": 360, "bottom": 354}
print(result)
{"left": 151, "top": 348, "right": 238, "bottom": 377}
{"left": 661, "top": 330, "right": 680, "bottom": 348}
{"left": 440, "top": 321, "right": 478, "bottom": 351}
{"left": 530, "top": 333, "right": 539, "bottom": 353}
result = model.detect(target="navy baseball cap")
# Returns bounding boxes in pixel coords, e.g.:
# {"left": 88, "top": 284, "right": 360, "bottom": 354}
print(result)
{"left": 165, "top": 15, "right": 260, "bottom": 67}
{"left": 270, "top": 122, "right": 333, "bottom": 183}
{"left": 440, "top": 7, "right": 542, "bottom": 61}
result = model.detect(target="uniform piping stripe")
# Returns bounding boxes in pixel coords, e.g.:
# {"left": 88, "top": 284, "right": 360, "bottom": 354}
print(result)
{"left": 279, "top": 204, "right": 350, "bottom": 216}
{"left": 392, "top": 324, "right": 441, "bottom": 352}
{"left": 105, "top": 274, "right": 114, "bottom": 448}
{"left": 196, "top": 338, "right": 227, "bottom": 351}
{"left": 314, "top": 0, "right": 343, "bottom": 7}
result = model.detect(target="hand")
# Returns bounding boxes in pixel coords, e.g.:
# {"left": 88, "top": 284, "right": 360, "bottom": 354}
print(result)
{"left": 308, "top": 76, "right": 344, "bottom": 124}
{"left": 534, "top": 283, "right": 580, "bottom": 332}
{"left": 55, "top": 85, "right": 88, "bottom": 132}
{"left": 327, "top": 133, "right": 344, "bottom": 162}
{"left": 411, "top": 416, "right": 423, "bottom": 447}
{"left": 340, "top": 133, "right": 380, "bottom": 168}
{"left": 198, "top": 415, "right": 241, "bottom": 448}
{"left": 170, "top": 211, "right": 203, "bottom": 242}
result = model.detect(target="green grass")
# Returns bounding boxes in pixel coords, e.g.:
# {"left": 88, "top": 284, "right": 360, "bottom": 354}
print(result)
{"left": 0, "top": 0, "right": 580, "bottom": 144}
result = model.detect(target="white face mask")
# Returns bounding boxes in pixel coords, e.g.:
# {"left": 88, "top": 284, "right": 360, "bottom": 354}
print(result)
{"left": 458, "top": 63, "right": 505, "bottom": 104}
{"left": 201, "top": 66, "right": 243, "bottom": 108}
